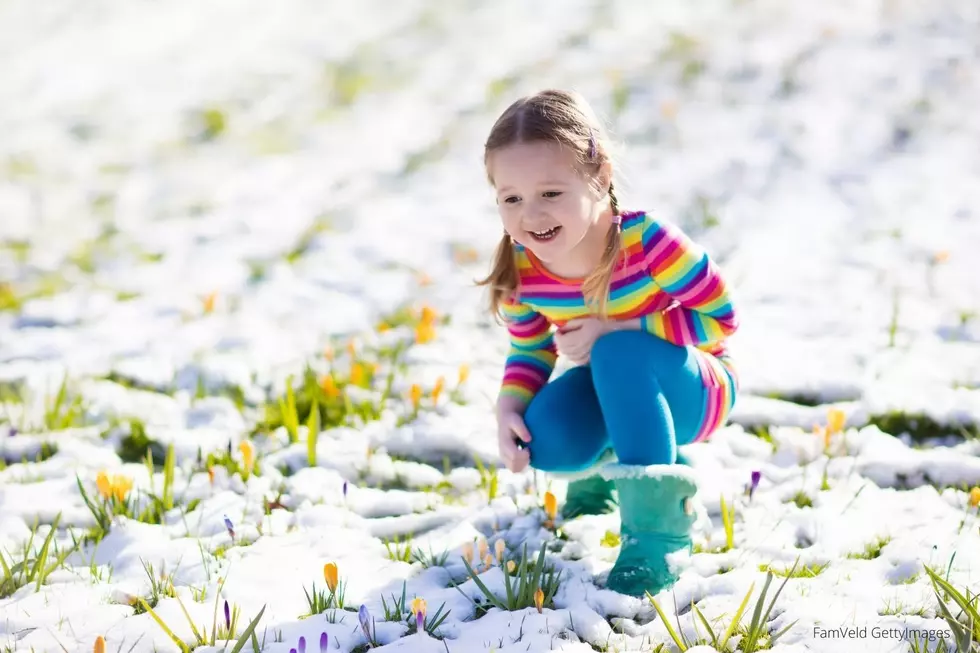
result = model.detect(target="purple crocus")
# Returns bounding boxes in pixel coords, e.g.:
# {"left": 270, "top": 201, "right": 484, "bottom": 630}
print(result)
{"left": 343, "top": 481, "right": 348, "bottom": 499}
{"left": 298, "top": 636, "right": 306, "bottom": 653}
{"left": 319, "top": 632, "right": 329, "bottom": 653}
{"left": 748, "top": 470, "right": 761, "bottom": 500}
{"left": 358, "top": 604, "right": 372, "bottom": 642}
{"left": 8, "top": 426, "right": 16, "bottom": 437}
{"left": 223, "top": 599, "right": 230, "bottom": 631}
{"left": 290, "top": 649, "right": 297, "bottom": 653}
{"left": 223, "top": 514, "right": 235, "bottom": 539}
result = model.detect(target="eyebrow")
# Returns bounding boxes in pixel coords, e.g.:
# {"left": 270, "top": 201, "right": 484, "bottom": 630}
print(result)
{"left": 497, "top": 181, "right": 568, "bottom": 193}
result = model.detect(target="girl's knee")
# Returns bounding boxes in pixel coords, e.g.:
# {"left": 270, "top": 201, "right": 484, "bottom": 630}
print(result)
{"left": 592, "top": 329, "right": 687, "bottom": 370}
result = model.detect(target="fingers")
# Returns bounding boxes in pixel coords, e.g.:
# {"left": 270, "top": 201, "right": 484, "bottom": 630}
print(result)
{"left": 511, "top": 416, "right": 532, "bottom": 443}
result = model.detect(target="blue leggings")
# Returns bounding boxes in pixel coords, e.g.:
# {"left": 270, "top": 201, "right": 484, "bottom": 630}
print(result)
{"left": 523, "top": 329, "right": 715, "bottom": 471}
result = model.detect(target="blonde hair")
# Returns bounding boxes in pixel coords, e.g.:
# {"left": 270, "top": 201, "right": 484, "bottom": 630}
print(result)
{"left": 476, "top": 89, "right": 624, "bottom": 322}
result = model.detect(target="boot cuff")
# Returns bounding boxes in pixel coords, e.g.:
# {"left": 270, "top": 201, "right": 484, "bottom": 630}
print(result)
{"left": 598, "top": 463, "right": 700, "bottom": 483}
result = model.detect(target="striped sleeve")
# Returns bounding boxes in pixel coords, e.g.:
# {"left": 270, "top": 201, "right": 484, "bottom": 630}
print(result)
{"left": 639, "top": 215, "right": 739, "bottom": 346}
{"left": 499, "top": 294, "right": 558, "bottom": 404}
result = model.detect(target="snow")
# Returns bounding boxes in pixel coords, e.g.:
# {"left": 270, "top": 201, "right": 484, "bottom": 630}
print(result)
{"left": 2, "top": 0, "right": 980, "bottom": 652}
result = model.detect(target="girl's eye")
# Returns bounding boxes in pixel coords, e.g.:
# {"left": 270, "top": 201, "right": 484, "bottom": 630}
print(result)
{"left": 543, "top": 191, "right": 562, "bottom": 198}
{"left": 503, "top": 196, "right": 520, "bottom": 204}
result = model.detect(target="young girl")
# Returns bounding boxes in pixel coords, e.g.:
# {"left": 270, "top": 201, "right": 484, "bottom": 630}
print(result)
{"left": 477, "top": 89, "right": 740, "bottom": 598}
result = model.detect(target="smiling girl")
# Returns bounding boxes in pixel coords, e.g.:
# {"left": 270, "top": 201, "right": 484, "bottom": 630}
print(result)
{"left": 477, "top": 89, "right": 740, "bottom": 597}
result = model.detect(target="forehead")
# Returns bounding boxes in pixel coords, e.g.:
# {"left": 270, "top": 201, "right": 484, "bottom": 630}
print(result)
{"left": 489, "top": 141, "right": 582, "bottom": 189}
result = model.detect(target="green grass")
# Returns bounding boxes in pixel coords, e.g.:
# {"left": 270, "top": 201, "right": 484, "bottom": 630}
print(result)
{"left": 759, "top": 561, "right": 828, "bottom": 579}
{"left": 1, "top": 513, "right": 78, "bottom": 599}
{"left": 790, "top": 491, "right": 813, "bottom": 509}
{"left": 847, "top": 535, "right": 892, "bottom": 560}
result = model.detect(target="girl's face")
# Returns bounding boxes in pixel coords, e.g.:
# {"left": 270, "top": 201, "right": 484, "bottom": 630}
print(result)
{"left": 489, "top": 141, "right": 608, "bottom": 267}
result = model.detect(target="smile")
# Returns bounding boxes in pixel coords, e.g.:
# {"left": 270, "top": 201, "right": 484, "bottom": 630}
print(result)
{"left": 529, "top": 226, "right": 561, "bottom": 241}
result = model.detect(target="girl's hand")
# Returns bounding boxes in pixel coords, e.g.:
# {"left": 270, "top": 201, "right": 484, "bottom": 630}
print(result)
{"left": 497, "top": 410, "right": 532, "bottom": 473}
{"left": 555, "top": 317, "right": 616, "bottom": 365}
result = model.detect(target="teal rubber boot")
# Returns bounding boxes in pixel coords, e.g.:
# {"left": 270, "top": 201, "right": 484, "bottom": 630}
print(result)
{"left": 600, "top": 464, "right": 700, "bottom": 598}
{"left": 561, "top": 474, "right": 617, "bottom": 519}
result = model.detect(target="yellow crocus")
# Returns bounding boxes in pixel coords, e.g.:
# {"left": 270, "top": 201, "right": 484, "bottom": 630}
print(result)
{"left": 321, "top": 374, "right": 340, "bottom": 398}
{"left": 415, "top": 322, "right": 436, "bottom": 344}
{"left": 96, "top": 471, "right": 112, "bottom": 500}
{"left": 420, "top": 305, "right": 437, "bottom": 325}
{"left": 94, "top": 636, "right": 106, "bottom": 653}
{"left": 544, "top": 492, "right": 557, "bottom": 522}
{"left": 534, "top": 587, "right": 544, "bottom": 613}
{"left": 432, "top": 377, "right": 445, "bottom": 404}
{"left": 478, "top": 537, "right": 489, "bottom": 561}
{"left": 495, "top": 539, "right": 505, "bottom": 563}
{"left": 506, "top": 560, "right": 516, "bottom": 573}
{"left": 202, "top": 292, "right": 217, "bottom": 314}
{"left": 207, "top": 466, "right": 215, "bottom": 485}
{"left": 411, "top": 596, "right": 427, "bottom": 618}
{"left": 238, "top": 440, "right": 254, "bottom": 473}
{"left": 323, "top": 562, "right": 338, "bottom": 593}
{"left": 457, "top": 364, "right": 470, "bottom": 385}
{"left": 461, "top": 542, "right": 474, "bottom": 564}
{"left": 409, "top": 384, "right": 422, "bottom": 411}
{"left": 349, "top": 363, "right": 365, "bottom": 387}
{"left": 111, "top": 475, "right": 133, "bottom": 503}
{"left": 827, "top": 408, "right": 846, "bottom": 436}
{"left": 969, "top": 487, "right": 980, "bottom": 508}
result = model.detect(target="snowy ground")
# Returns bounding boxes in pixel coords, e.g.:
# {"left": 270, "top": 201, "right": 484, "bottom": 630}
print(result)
{"left": 2, "top": 0, "right": 980, "bottom": 651}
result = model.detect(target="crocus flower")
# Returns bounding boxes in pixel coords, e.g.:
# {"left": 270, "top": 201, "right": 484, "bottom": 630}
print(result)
{"left": 544, "top": 492, "right": 557, "bottom": 523}
{"left": 319, "top": 632, "right": 328, "bottom": 653}
{"left": 323, "top": 562, "right": 338, "bottom": 593}
{"left": 223, "top": 515, "right": 235, "bottom": 539}
{"left": 349, "top": 363, "right": 364, "bottom": 387}
{"left": 238, "top": 440, "right": 254, "bottom": 473}
{"left": 409, "top": 384, "right": 422, "bottom": 410}
{"left": 96, "top": 472, "right": 112, "bottom": 500}
{"left": 432, "top": 376, "right": 445, "bottom": 404}
{"left": 747, "top": 470, "right": 761, "bottom": 500}
{"left": 290, "top": 649, "right": 297, "bottom": 653}
{"left": 8, "top": 426, "right": 16, "bottom": 437}
{"left": 478, "top": 538, "right": 489, "bottom": 561}
{"left": 223, "top": 600, "right": 230, "bottom": 631}
{"left": 298, "top": 636, "right": 306, "bottom": 653}
{"left": 969, "top": 487, "right": 980, "bottom": 508}
{"left": 202, "top": 292, "right": 217, "bottom": 314}
{"left": 506, "top": 561, "right": 516, "bottom": 573}
{"left": 534, "top": 587, "right": 544, "bottom": 613}
{"left": 111, "top": 475, "right": 133, "bottom": 503}
{"left": 94, "top": 636, "right": 106, "bottom": 653}
{"left": 420, "top": 305, "right": 437, "bottom": 325}
{"left": 321, "top": 375, "right": 340, "bottom": 398}
{"left": 415, "top": 322, "right": 436, "bottom": 345}
{"left": 495, "top": 539, "right": 506, "bottom": 563}
{"left": 342, "top": 481, "right": 348, "bottom": 500}
{"left": 827, "top": 408, "right": 846, "bottom": 435}
{"left": 207, "top": 466, "right": 215, "bottom": 485}
{"left": 358, "top": 604, "right": 372, "bottom": 641}
{"left": 411, "top": 597, "right": 426, "bottom": 633}
{"left": 457, "top": 364, "right": 469, "bottom": 385}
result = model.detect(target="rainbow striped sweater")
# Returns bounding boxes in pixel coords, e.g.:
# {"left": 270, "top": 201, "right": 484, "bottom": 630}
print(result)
{"left": 499, "top": 210, "right": 740, "bottom": 439}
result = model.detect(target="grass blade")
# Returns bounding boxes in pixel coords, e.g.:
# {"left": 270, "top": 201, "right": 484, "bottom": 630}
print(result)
{"left": 646, "top": 592, "right": 688, "bottom": 652}
{"left": 229, "top": 605, "right": 266, "bottom": 653}
{"left": 138, "top": 597, "right": 190, "bottom": 653}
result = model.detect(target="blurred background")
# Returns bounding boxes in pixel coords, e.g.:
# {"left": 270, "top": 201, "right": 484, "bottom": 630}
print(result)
{"left": 2, "top": 0, "right": 979, "bottom": 440}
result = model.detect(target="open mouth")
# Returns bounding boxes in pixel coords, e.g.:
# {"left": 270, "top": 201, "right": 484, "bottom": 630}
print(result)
{"left": 528, "top": 226, "right": 561, "bottom": 242}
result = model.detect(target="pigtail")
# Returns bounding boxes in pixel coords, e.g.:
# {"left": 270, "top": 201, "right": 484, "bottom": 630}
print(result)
{"left": 581, "top": 181, "right": 625, "bottom": 317}
{"left": 476, "top": 231, "right": 520, "bottom": 323}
